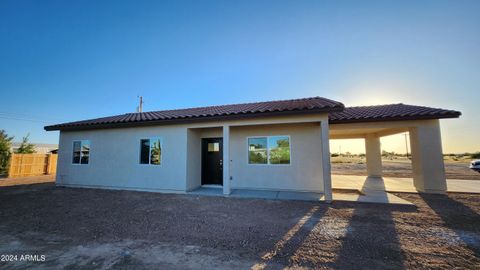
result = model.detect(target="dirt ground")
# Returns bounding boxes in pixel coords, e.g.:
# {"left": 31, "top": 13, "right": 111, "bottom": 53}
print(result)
{"left": 0, "top": 183, "right": 479, "bottom": 269}
{"left": 332, "top": 159, "right": 480, "bottom": 180}
{"left": 0, "top": 175, "right": 55, "bottom": 187}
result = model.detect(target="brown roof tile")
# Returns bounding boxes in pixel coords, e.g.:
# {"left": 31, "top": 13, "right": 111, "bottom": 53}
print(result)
{"left": 329, "top": 103, "right": 461, "bottom": 124}
{"left": 45, "top": 97, "right": 344, "bottom": 131}
{"left": 44, "top": 98, "right": 461, "bottom": 131}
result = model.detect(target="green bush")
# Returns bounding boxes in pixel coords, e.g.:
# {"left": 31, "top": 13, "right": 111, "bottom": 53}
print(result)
{"left": 471, "top": 152, "right": 480, "bottom": 159}
{"left": 0, "top": 130, "right": 14, "bottom": 175}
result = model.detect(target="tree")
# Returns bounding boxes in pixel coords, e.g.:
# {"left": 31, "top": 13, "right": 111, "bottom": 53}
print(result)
{"left": 16, "top": 134, "right": 35, "bottom": 154}
{"left": 0, "top": 130, "right": 14, "bottom": 175}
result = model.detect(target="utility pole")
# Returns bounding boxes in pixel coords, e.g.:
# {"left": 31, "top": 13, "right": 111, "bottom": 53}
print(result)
{"left": 137, "top": 96, "right": 144, "bottom": 113}
{"left": 404, "top": 132, "right": 409, "bottom": 159}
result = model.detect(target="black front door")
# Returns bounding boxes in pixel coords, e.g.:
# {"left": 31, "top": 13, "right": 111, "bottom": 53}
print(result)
{"left": 201, "top": 138, "right": 223, "bottom": 185}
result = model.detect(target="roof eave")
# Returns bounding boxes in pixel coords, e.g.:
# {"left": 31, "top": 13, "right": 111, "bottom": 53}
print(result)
{"left": 44, "top": 106, "right": 343, "bottom": 131}
{"left": 329, "top": 112, "right": 461, "bottom": 125}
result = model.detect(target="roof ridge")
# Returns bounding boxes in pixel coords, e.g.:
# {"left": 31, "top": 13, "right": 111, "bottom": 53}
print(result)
{"left": 344, "top": 103, "right": 404, "bottom": 109}
{"left": 127, "top": 96, "right": 340, "bottom": 115}
{"left": 345, "top": 103, "right": 460, "bottom": 113}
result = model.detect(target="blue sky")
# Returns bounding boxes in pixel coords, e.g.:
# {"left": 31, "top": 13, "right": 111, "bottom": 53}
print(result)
{"left": 0, "top": 0, "right": 478, "bottom": 153}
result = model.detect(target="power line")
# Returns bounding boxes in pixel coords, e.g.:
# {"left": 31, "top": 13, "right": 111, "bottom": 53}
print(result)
{"left": 0, "top": 115, "right": 59, "bottom": 124}
{"left": 0, "top": 112, "right": 69, "bottom": 122}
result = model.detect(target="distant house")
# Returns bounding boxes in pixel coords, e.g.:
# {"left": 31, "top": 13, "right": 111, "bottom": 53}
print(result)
{"left": 44, "top": 97, "right": 461, "bottom": 201}
{"left": 11, "top": 143, "right": 58, "bottom": 154}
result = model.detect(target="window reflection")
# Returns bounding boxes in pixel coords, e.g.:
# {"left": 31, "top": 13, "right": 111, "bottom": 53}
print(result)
{"left": 248, "top": 137, "right": 268, "bottom": 164}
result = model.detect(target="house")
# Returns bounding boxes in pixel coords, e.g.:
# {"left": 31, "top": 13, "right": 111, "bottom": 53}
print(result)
{"left": 44, "top": 97, "right": 461, "bottom": 201}
{"left": 10, "top": 143, "right": 58, "bottom": 154}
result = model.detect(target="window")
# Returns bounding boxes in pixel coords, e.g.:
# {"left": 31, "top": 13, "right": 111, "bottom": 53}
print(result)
{"left": 72, "top": 140, "right": 90, "bottom": 164}
{"left": 139, "top": 137, "right": 162, "bottom": 165}
{"left": 248, "top": 137, "right": 268, "bottom": 164}
{"left": 208, "top": 142, "right": 220, "bottom": 152}
{"left": 248, "top": 136, "right": 290, "bottom": 165}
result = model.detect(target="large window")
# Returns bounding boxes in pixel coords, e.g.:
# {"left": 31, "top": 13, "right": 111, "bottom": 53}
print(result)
{"left": 248, "top": 136, "right": 290, "bottom": 165}
{"left": 140, "top": 137, "right": 162, "bottom": 165}
{"left": 72, "top": 140, "right": 90, "bottom": 164}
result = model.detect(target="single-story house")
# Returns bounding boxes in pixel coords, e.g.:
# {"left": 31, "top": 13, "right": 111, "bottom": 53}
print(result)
{"left": 44, "top": 97, "right": 461, "bottom": 201}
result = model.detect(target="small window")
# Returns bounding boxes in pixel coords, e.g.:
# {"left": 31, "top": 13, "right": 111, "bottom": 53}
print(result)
{"left": 139, "top": 137, "right": 162, "bottom": 165}
{"left": 208, "top": 142, "right": 219, "bottom": 152}
{"left": 248, "top": 136, "right": 290, "bottom": 165}
{"left": 72, "top": 140, "right": 90, "bottom": 164}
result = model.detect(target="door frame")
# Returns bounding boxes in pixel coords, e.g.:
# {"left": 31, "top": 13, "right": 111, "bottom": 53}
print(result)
{"left": 201, "top": 137, "right": 223, "bottom": 186}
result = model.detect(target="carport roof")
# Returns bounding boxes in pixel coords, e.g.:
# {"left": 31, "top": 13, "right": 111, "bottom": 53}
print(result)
{"left": 44, "top": 97, "right": 461, "bottom": 131}
{"left": 329, "top": 103, "right": 461, "bottom": 124}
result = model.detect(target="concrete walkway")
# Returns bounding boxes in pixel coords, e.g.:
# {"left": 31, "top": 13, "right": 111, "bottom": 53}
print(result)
{"left": 189, "top": 187, "right": 324, "bottom": 202}
{"left": 332, "top": 174, "right": 480, "bottom": 194}
{"left": 189, "top": 185, "right": 414, "bottom": 205}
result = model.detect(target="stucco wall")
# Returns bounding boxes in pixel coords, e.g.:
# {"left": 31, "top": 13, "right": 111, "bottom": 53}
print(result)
{"left": 57, "top": 125, "right": 188, "bottom": 192}
{"left": 56, "top": 113, "right": 328, "bottom": 193}
{"left": 229, "top": 123, "right": 324, "bottom": 192}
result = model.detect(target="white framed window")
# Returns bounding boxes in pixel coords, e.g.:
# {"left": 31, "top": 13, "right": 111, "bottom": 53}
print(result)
{"left": 72, "top": 140, "right": 90, "bottom": 164}
{"left": 248, "top": 136, "right": 290, "bottom": 165}
{"left": 139, "top": 137, "right": 162, "bottom": 165}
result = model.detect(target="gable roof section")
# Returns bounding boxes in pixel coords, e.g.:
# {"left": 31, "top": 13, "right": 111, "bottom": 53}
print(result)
{"left": 329, "top": 103, "right": 461, "bottom": 124}
{"left": 45, "top": 97, "right": 344, "bottom": 131}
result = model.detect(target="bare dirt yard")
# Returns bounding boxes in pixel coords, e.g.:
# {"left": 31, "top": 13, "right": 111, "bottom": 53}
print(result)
{"left": 331, "top": 157, "right": 480, "bottom": 180}
{"left": 0, "top": 183, "right": 479, "bottom": 269}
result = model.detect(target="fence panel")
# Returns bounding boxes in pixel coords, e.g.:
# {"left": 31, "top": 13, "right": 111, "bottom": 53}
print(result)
{"left": 8, "top": 153, "right": 58, "bottom": 178}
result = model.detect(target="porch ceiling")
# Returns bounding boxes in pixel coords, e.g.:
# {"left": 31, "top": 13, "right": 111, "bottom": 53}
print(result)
{"left": 329, "top": 127, "right": 408, "bottom": 139}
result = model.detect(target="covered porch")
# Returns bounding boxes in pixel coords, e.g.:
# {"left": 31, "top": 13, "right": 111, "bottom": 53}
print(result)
{"left": 330, "top": 119, "right": 448, "bottom": 193}
{"left": 185, "top": 113, "right": 333, "bottom": 200}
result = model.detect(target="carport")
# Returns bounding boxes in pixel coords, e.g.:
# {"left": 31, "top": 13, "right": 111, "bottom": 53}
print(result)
{"left": 329, "top": 104, "right": 461, "bottom": 194}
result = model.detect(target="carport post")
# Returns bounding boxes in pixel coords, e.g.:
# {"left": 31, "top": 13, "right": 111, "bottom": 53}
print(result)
{"left": 409, "top": 119, "right": 447, "bottom": 193}
{"left": 223, "top": 125, "right": 231, "bottom": 195}
{"left": 320, "top": 120, "right": 332, "bottom": 202}
{"left": 365, "top": 134, "right": 383, "bottom": 178}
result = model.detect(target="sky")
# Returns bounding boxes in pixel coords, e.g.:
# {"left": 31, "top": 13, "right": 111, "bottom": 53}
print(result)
{"left": 0, "top": 0, "right": 478, "bottom": 153}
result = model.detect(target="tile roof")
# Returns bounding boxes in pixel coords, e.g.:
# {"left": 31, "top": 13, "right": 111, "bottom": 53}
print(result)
{"left": 44, "top": 98, "right": 461, "bottom": 131}
{"left": 329, "top": 103, "right": 461, "bottom": 124}
{"left": 44, "top": 97, "right": 344, "bottom": 131}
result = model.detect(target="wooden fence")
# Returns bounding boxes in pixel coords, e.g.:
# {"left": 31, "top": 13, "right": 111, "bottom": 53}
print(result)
{"left": 8, "top": 153, "right": 58, "bottom": 178}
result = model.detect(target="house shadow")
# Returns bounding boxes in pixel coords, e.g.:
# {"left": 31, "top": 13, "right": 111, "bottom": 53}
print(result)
{"left": 419, "top": 193, "right": 480, "bottom": 259}
{"left": 252, "top": 205, "right": 328, "bottom": 269}
{"left": 333, "top": 177, "right": 413, "bottom": 269}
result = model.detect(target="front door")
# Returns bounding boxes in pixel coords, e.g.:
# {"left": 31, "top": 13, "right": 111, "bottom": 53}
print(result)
{"left": 201, "top": 138, "right": 223, "bottom": 185}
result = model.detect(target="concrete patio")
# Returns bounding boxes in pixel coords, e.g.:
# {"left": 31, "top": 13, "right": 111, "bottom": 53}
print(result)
{"left": 332, "top": 174, "right": 480, "bottom": 194}
{"left": 189, "top": 183, "right": 414, "bottom": 205}
{"left": 188, "top": 175, "right": 480, "bottom": 206}
{"left": 189, "top": 187, "right": 325, "bottom": 202}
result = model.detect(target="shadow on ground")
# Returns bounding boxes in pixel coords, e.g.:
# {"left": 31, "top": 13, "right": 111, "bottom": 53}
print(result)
{"left": 0, "top": 184, "right": 479, "bottom": 269}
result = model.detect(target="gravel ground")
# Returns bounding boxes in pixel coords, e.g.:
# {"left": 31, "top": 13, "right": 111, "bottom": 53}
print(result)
{"left": 0, "top": 183, "right": 479, "bottom": 269}
{"left": 332, "top": 160, "right": 480, "bottom": 180}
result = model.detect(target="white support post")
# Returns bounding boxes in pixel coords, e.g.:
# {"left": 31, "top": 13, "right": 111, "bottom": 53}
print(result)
{"left": 365, "top": 134, "right": 383, "bottom": 178}
{"left": 320, "top": 120, "right": 332, "bottom": 202}
{"left": 409, "top": 119, "right": 447, "bottom": 193}
{"left": 223, "top": 125, "right": 231, "bottom": 195}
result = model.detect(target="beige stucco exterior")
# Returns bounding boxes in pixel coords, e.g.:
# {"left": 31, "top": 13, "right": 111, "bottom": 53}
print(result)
{"left": 55, "top": 111, "right": 450, "bottom": 199}
{"left": 330, "top": 119, "right": 448, "bottom": 193}
{"left": 365, "top": 134, "right": 382, "bottom": 178}
{"left": 56, "top": 113, "right": 330, "bottom": 197}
